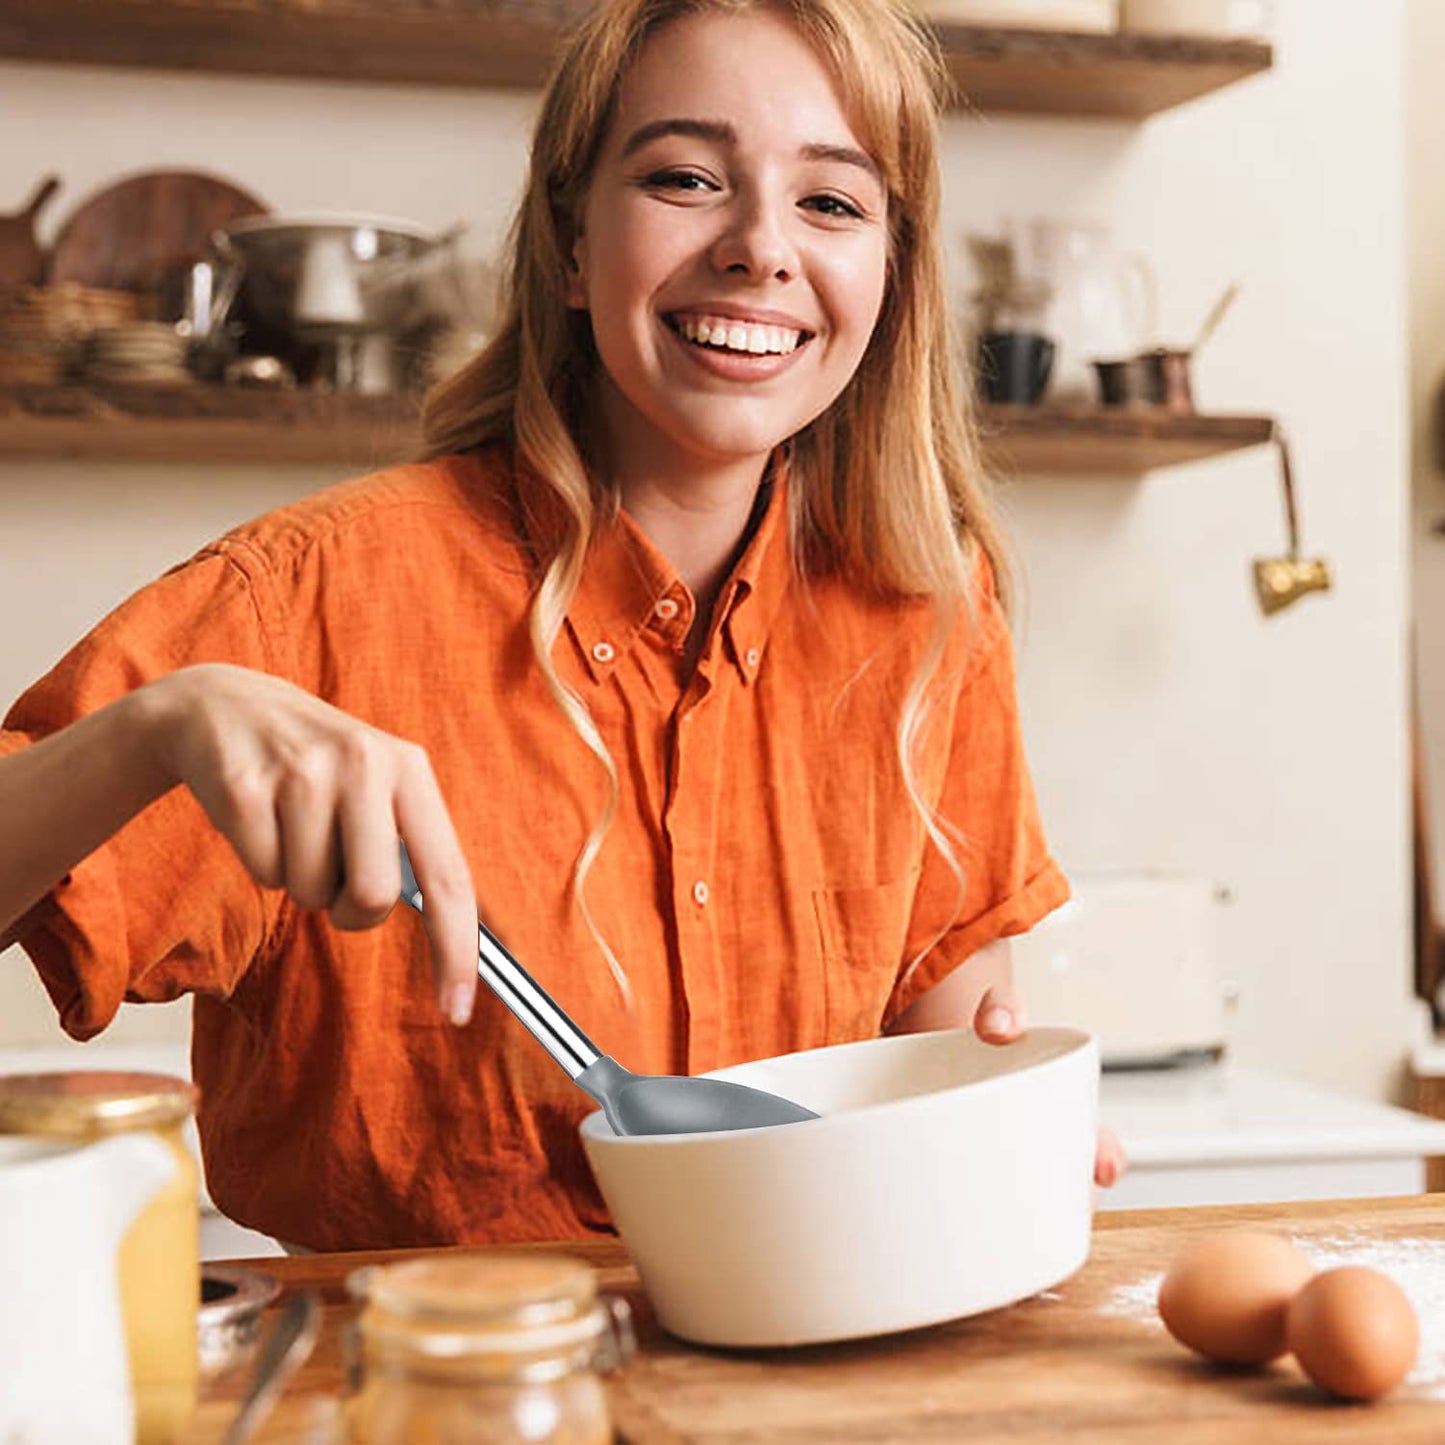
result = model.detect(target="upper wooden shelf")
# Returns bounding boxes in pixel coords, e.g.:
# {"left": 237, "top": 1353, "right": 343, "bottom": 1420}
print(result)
{"left": 0, "top": 1, "right": 1273, "bottom": 118}
{"left": 979, "top": 403, "right": 1274, "bottom": 475}
{"left": 0, "top": 383, "right": 1275, "bottom": 477}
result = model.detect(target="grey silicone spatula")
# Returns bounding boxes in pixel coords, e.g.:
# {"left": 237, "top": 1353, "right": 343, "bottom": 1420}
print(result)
{"left": 398, "top": 843, "right": 818, "bottom": 1136}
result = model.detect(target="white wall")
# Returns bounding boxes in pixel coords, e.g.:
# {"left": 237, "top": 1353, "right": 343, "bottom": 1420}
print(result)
{"left": 0, "top": 3, "right": 1422, "bottom": 1100}
{"left": 1409, "top": 0, "right": 1445, "bottom": 1010}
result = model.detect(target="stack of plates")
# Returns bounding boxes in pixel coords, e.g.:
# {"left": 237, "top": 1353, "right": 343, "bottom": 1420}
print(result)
{"left": 0, "top": 285, "right": 145, "bottom": 386}
{"left": 0, "top": 288, "right": 71, "bottom": 385}
{"left": 84, "top": 321, "right": 191, "bottom": 385}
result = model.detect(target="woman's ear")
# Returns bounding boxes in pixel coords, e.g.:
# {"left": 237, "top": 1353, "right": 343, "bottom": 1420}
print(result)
{"left": 564, "top": 231, "right": 588, "bottom": 310}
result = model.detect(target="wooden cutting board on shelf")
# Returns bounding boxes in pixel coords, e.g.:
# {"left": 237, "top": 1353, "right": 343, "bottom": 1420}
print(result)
{"left": 45, "top": 169, "right": 268, "bottom": 296}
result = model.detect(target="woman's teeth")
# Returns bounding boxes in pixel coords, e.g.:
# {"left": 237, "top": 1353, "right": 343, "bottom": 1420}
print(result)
{"left": 672, "top": 315, "right": 802, "bottom": 355}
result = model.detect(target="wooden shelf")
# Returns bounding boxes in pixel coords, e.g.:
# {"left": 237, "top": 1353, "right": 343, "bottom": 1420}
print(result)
{"left": 979, "top": 404, "right": 1274, "bottom": 475}
{"left": 0, "top": 382, "right": 419, "bottom": 467}
{"left": 0, "top": 1, "right": 1272, "bottom": 118}
{"left": 936, "top": 24, "right": 1271, "bottom": 119}
{"left": 0, "top": 384, "right": 1275, "bottom": 475}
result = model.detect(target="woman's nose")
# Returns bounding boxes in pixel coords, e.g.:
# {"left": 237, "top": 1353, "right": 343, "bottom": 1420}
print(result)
{"left": 709, "top": 193, "right": 798, "bottom": 282}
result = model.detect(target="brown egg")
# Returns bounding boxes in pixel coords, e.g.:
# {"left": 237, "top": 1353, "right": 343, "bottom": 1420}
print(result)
{"left": 1286, "top": 1266, "right": 1419, "bottom": 1401}
{"left": 1157, "top": 1230, "right": 1316, "bottom": 1364}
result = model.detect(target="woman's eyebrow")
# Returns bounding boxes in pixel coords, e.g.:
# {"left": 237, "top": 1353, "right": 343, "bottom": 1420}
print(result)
{"left": 621, "top": 117, "right": 735, "bottom": 156}
{"left": 621, "top": 118, "right": 882, "bottom": 184}
{"left": 800, "top": 142, "right": 881, "bottom": 185}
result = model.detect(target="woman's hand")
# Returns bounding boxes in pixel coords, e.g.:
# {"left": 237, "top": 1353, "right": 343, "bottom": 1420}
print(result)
{"left": 973, "top": 983, "right": 1126, "bottom": 1189}
{"left": 143, "top": 663, "right": 479, "bottom": 1023}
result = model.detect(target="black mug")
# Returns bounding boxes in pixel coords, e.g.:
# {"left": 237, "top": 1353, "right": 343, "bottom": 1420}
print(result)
{"left": 976, "top": 331, "right": 1055, "bottom": 405}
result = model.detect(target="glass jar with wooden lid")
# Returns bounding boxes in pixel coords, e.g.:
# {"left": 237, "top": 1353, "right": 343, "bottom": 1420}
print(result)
{"left": 0, "top": 1071, "right": 200, "bottom": 1443}
{"left": 344, "top": 1252, "right": 634, "bottom": 1444}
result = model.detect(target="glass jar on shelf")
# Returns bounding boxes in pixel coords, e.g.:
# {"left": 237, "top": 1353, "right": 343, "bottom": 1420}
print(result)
{"left": 344, "top": 1252, "right": 634, "bottom": 1444}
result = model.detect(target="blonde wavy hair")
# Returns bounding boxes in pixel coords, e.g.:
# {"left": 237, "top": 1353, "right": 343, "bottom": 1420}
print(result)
{"left": 422, "top": 0, "right": 1011, "bottom": 1002}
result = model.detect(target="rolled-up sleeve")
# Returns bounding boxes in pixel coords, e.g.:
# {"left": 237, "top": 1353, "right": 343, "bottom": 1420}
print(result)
{"left": 2, "top": 547, "right": 286, "bottom": 1039}
{"left": 884, "top": 579, "right": 1069, "bottom": 1023}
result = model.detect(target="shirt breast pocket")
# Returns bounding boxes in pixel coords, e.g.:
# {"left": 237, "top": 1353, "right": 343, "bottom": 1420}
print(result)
{"left": 812, "top": 873, "right": 919, "bottom": 1043}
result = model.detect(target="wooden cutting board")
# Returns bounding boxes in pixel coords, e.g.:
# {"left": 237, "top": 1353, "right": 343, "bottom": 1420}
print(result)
{"left": 185, "top": 1196, "right": 1445, "bottom": 1442}
{"left": 46, "top": 169, "right": 268, "bottom": 296}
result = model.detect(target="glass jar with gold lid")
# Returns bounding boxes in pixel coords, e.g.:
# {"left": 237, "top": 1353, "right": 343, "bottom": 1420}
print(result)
{"left": 0, "top": 1071, "right": 199, "bottom": 1443}
{"left": 345, "top": 1252, "right": 634, "bottom": 1444}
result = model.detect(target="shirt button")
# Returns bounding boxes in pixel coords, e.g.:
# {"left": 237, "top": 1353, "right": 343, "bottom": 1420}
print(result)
{"left": 745, "top": 647, "right": 761, "bottom": 668}
{"left": 692, "top": 879, "right": 710, "bottom": 906}
{"left": 592, "top": 641, "right": 615, "bottom": 664}
{"left": 654, "top": 597, "right": 680, "bottom": 621}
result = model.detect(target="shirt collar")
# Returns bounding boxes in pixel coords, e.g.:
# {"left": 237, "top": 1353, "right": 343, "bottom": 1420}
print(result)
{"left": 565, "top": 462, "right": 793, "bottom": 688}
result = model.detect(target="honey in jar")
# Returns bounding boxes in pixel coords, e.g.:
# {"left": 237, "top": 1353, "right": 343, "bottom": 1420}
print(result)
{"left": 345, "top": 1252, "right": 633, "bottom": 1444}
{"left": 0, "top": 1071, "right": 200, "bottom": 1443}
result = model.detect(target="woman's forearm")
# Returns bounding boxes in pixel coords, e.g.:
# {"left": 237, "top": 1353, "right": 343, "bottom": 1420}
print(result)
{"left": 0, "top": 682, "right": 179, "bottom": 939}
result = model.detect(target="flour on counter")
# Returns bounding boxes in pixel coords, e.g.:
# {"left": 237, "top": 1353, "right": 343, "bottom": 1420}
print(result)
{"left": 1098, "top": 1230, "right": 1445, "bottom": 1399}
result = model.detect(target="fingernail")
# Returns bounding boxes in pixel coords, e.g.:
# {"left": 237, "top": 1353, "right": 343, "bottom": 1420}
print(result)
{"left": 982, "top": 1007, "right": 1014, "bottom": 1036}
{"left": 444, "top": 982, "right": 475, "bottom": 1026}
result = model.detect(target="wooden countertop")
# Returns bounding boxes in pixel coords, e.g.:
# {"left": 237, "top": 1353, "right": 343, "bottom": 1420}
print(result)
{"left": 188, "top": 1196, "right": 1445, "bottom": 1442}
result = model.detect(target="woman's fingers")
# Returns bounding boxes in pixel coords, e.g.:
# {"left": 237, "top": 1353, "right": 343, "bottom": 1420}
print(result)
{"left": 1094, "top": 1125, "right": 1127, "bottom": 1188}
{"left": 329, "top": 742, "right": 404, "bottom": 931}
{"left": 972, "top": 982, "right": 1025, "bottom": 1044}
{"left": 158, "top": 665, "right": 478, "bottom": 1025}
{"left": 274, "top": 747, "right": 344, "bottom": 912}
{"left": 392, "top": 745, "right": 479, "bottom": 1025}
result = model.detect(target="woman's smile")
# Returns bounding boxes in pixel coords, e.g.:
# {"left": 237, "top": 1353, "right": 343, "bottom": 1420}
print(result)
{"left": 660, "top": 308, "right": 813, "bottom": 379}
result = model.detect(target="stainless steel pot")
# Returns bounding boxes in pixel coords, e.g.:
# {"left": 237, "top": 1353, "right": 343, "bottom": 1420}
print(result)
{"left": 214, "top": 213, "right": 453, "bottom": 334}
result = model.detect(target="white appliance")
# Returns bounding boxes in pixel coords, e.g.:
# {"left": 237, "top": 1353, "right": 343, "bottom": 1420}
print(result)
{"left": 1011, "top": 870, "right": 1235, "bottom": 1069}
{"left": 1014, "top": 870, "right": 1445, "bottom": 1210}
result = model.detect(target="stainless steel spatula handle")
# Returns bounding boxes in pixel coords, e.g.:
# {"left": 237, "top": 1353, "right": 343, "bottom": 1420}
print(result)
{"left": 398, "top": 842, "right": 600, "bottom": 1080}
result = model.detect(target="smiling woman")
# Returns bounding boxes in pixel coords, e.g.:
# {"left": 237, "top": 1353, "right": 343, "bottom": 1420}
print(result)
{"left": 0, "top": 0, "right": 1111, "bottom": 1254}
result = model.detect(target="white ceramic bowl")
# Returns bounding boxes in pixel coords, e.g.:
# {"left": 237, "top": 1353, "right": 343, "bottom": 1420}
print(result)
{"left": 579, "top": 1026, "right": 1099, "bottom": 1347}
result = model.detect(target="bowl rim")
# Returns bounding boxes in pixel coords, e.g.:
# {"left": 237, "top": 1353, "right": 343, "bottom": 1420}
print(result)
{"left": 578, "top": 1024, "right": 1097, "bottom": 1146}
{"left": 221, "top": 211, "right": 441, "bottom": 243}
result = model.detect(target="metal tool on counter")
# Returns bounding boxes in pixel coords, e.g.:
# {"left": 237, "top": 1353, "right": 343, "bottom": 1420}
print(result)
{"left": 1254, "top": 423, "right": 1333, "bottom": 616}
{"left": 398, "top": 843, "right": 819, "bottom": 1136}
{"left": 222, "top": 1289, "right": 322, "bottom": 1445}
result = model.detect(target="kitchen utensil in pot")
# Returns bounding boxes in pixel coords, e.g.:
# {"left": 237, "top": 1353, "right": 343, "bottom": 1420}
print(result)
{"left": 0, "top": 175, "right": 61, "bottom": 288}
{"left": 1254, "top": 424, "right": 1332, "bottom": 616}
{"left": 398, "top": 843, "right": 818, "bottom": 1136}
{"left": 1191, "top": 279, "right": 1241, "bottom": 355}
{"left": 1127, "top": 281, "right": 1241, "bottom": 414}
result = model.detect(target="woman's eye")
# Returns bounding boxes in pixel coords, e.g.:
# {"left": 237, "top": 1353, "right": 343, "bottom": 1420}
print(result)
{"left": 804, "top": 193, "right": 865, "bottom": 221}
{"left": 644, "top": 169, "right": 715, "bottom": 193}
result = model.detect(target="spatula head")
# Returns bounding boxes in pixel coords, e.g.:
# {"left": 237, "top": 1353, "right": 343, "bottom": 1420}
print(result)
{"left": 607, "top": 1073, "right": 818, "bottom": 1137}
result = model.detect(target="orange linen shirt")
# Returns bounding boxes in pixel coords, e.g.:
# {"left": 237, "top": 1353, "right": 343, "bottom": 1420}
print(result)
{"left": 1, "top": 450, "right": 1067, "bottom": 1249}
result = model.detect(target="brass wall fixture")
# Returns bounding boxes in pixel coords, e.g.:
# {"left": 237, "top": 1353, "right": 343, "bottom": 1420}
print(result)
{"left": 1253, "top": 424, "right": 1333, "bottom": 617}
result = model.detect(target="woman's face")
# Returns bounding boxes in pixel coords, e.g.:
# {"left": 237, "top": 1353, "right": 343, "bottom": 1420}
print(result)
{"left": 569, "top": 9, "right": 890, "bottom": 481}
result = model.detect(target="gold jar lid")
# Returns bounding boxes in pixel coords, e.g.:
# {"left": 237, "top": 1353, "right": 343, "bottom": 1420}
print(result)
{"left": 0, "top": 1071, "right": 197, "bottom": 1138}
{"left": 351, "top": 1253, "right": 604, "bottom": 1360}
